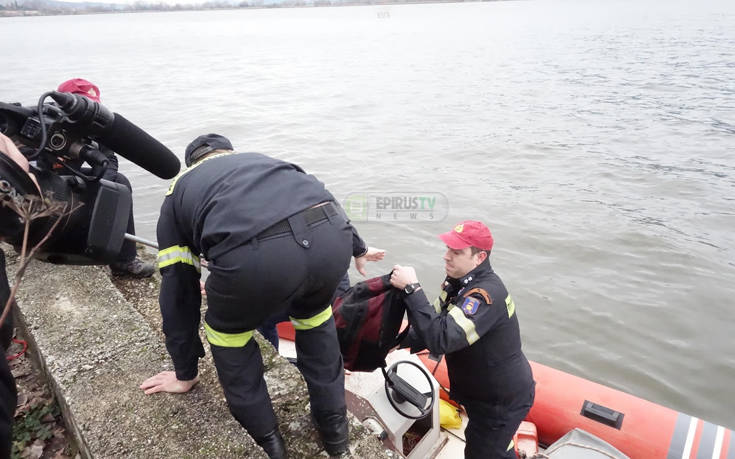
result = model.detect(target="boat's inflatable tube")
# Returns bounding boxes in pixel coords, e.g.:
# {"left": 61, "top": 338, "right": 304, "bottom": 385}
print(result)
{"left": 417, "top": 354, "right": 734, "bottom": 458}
{"left": 277, "top": 320, "right": 734, "bottom": 458}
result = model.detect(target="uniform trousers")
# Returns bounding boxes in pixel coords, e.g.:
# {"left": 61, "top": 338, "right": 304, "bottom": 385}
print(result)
{"left": 463, "top": 384, "right": 535, "bottom": 459}
{"left": 204, "top": 209, "right": 352, "bottom": 438}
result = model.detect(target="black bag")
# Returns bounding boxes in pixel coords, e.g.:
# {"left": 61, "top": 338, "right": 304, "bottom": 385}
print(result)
{"left": 333, "top": 273, "right": 408, "bottom": 372}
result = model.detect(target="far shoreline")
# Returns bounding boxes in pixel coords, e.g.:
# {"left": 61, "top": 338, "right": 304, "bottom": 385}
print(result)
{"left": 0, "top": 0, "right": 503, "bottom": 19}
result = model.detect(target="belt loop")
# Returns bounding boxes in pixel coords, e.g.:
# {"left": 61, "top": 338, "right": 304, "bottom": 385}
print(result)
{"left": 288, "top": 212, "right": 311, "bottom": 249}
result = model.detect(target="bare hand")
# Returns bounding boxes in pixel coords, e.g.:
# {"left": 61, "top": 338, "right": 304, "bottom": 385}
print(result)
{"left": 0, "top": 133, "right": 41, "bottom": 194}
{"left": 390, "top": 264, "right": 419, "bottom": 289}
{"left": 140, "top": 371, "right": 199, "bottom": 395}
{"left": 363, "top": 247, "right": 386, "bottom": 262}
{"left": 0, "top": 133, "right": 29, "bottom": 171}
{"left": 354, "top": 247, "right": 386, "bottom": 276}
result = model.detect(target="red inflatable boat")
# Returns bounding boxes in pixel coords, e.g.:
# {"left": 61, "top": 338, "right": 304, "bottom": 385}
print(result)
{"left": 279, "top": 321, "right": 733, "bottom": 458}
{"left": 417, "top": 353, "right": 733, "bottom": 459}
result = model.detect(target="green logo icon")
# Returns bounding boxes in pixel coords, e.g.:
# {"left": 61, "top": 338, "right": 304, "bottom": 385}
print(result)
{"left": 343, "top": 194, "right": 368, "bottom": 221}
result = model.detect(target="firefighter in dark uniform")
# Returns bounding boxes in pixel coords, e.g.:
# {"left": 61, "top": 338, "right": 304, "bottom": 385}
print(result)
{"left": 140, "top": 134, "right": 381, "bottom": 458}
{"left": 390, "top": 220, "right": 535, "bottom": 459}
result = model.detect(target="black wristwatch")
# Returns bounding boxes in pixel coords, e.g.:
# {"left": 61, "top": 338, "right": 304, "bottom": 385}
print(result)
{"left": 404, "top": 283, "right": 421, "bottom": 295}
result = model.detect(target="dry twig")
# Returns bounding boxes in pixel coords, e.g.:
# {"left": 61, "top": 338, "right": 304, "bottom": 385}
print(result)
{"left": 0, "top": 190, "right": 83, "bottom": 328}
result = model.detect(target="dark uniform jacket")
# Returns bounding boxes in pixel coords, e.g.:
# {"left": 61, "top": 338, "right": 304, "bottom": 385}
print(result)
{"left": 403, "top": 258, "right": 534, "bottom": 404}
{"left": 157, "top": 151, "right": 366, "bottom": 380}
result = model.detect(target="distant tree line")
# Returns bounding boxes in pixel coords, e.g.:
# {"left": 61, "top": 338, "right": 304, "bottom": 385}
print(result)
{"left": 0, "top": 0, "right": 479, "bottom": 16}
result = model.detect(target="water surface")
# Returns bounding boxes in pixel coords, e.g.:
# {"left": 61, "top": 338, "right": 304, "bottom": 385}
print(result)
{"left": 2, "top": 0, "right": 734, "bottom": 427}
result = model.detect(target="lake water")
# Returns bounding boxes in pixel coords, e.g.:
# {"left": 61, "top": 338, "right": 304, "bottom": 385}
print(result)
{"left": 2, "top": 0, "right": 734, "bottom": 428}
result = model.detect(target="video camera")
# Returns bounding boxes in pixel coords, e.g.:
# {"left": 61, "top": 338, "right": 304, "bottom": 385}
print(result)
{"left": 0, "top": 91, "right": 180, "bottom": 265}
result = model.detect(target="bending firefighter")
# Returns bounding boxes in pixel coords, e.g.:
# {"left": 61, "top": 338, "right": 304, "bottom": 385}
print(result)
{"left": 140, "top": 134, "right": 381, "bottom": 458}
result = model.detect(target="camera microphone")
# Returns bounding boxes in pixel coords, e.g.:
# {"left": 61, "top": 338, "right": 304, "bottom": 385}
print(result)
{"left": 49, "top": 92, "right": 180, "bottom": 179}
{"left": 96, "top": 114, "right": 180, "bottom": 179}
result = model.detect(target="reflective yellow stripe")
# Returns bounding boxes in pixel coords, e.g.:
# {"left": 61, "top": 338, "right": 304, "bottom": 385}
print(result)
{"left": 290, "top": 305, "right": 332, "bottom": 331}
{"left": 157, "top": 245, "right": 201, "bottom": 272}
{"left": 432, "top": 297, "right": 442, "bottom": 313}
{"left": 433, "top": 291, "right": 448, "bottom": 313}
{"left": 507, "top": 439, "right": 514, "bottom": 451}
{"left": 204, "top": 323, "right": 253, "bottom": 347}
{"left": 166, "top": 151, "right": 236, "bottom": 196}
{"left": 505, "top": 294, "right": 516, "bottom": 318}
{"left": 448, "top": 304, "right": 480, "bottom": 345}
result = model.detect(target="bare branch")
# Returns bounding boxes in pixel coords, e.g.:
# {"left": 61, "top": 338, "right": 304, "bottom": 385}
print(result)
{"left": 1, "top": 192, "right": 83, "bottom": 329}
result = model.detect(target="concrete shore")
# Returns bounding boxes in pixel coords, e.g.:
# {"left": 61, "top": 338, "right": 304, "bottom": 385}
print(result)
{"left": 5, "top": 246, "right": 392, "bottom": 458}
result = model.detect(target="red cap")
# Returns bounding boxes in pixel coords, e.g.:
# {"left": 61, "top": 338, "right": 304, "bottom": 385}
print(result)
{"left": 439, "top": 220, "right": 494, "bottom": 251}
{"left": 57, "top": 78, "right": 101, "bottom": 103}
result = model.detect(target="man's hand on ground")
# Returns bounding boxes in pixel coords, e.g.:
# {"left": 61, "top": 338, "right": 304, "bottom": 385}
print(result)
{"left": 354, "top": 247, "right": 386, "bottom": 276}
{"left": 140, "top": 371, "right": 199, "bottom": 395}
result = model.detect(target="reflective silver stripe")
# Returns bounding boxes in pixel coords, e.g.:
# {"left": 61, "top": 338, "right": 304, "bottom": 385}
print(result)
{"left": 448, "top": 304, "right": 480, "bottom": 345}
{"left": 682, "top": 417, "right": 700, "bottom": 459}
{"left": 710, "top": 425, "right": 725, "bottom": 459}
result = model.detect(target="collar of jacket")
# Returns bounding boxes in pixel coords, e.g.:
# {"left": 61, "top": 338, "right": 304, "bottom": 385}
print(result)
{"left": 445, "top": 258, "right": 493, "bottom": 290}
{"left": 165, "top": 151, "right": 237, "bottom": 196}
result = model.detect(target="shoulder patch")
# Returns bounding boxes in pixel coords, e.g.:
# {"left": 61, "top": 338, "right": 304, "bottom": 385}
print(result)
{"left": 461, "top": 296, "right": 480, "bottom": 316}
{"left": 463, "top": 287, "right": 491, "bottom": 304}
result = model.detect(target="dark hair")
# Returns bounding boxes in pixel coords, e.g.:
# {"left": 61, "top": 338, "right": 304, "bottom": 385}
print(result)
{"left": 470, "top": 246, "right": 490, "bottom": 257}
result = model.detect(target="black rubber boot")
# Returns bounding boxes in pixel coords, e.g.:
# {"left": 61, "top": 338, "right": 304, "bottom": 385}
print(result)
{"left": 313, "top": 410, "right": 349, "bottom": 457}
{"left": 254, "top": 428, "right": 287, "bottom": 459}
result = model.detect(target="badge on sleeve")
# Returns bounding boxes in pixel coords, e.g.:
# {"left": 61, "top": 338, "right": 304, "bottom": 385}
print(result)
{"left": 461, "top": 296, "right": 480, "bottom": 316}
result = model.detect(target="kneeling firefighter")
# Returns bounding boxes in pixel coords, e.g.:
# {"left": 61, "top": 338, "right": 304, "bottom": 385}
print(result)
{"left": 140, "top": 134, "right": 380, "bottom": 458}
